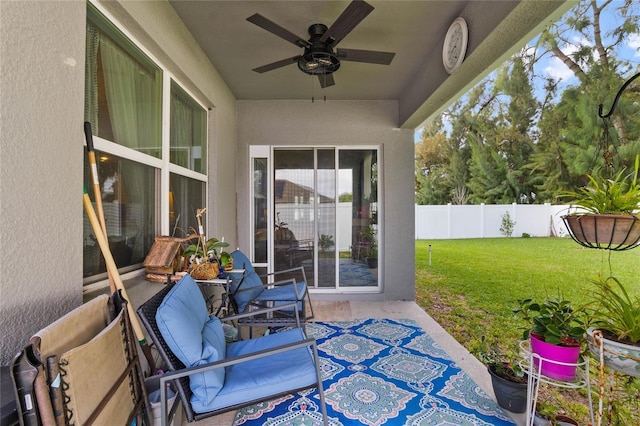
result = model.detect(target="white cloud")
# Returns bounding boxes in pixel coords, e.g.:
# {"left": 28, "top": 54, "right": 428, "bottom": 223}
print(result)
{"left": 627, "top": 33, "right": 640, "bottom": 57}
{"left": 543, "top": 57, "right": 575, "bottom": 82}
{"left": 540, "top": 35, "right": 595, "bottom": 83}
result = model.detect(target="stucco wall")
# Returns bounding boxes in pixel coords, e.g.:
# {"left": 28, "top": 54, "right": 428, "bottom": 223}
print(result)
{"left": 1, "top": 1, "right": 86, "bottom": 366}
{"left": 236, "top": 100, "right": 416, "bottom": 301}
{"left": 0, "top": 0, "right": 238, "bottom": 365}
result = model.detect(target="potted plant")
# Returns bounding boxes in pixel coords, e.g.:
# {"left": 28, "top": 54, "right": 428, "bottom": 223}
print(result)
{"left": 533, "top": 409, "right": 580, "bottom": 426}
{"left": 514, "top": 297, "right": 587, "bottom": 381}
{"left": 561, "top": 154, "right": 640, "bottom": 250}
{"left": 360, "top": 224, "right": 378, "bottom": 268}
{"left": 366, "top": 244, "right": 378, "bottom": 269}
{"left": 475, "top": 337, "right": 528, "bottom": 413}
{"left": 184, "top": 236, "right": 231, "bottom": 279}
{"left": 586, "top": 275, "right": 640, "bottom": 377}
{"left": 182, "top": 208, "right": 231, "bottom": 280}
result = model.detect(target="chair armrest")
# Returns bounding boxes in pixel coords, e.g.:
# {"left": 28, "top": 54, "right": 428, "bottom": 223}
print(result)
{"left": 262, "top": 266, "right": 306, "bottom": 278}
{"left": 160, "top": 337, "right": 318, "bottom": 383}
{"left": 158, "top": 336, "right": 318, "bottom": 423}
{"left": 234, "top": 277, "right": 302, "bottom": 299}
{"left": 220, "top": 301, "right": 301, "bottom": 327}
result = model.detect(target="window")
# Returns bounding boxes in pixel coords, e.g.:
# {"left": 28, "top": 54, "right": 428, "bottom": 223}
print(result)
{"left": 83, "top": 152, "right": 156, "bottom": 278}
{"left": 85, "top": 5, "right": 161, "bottom": 156}
{"left": 169, "top": 173, "right": 206, "bottom": 239}
{"left": 83, "top": 3, "right": 207, "bottom": 282}
{"left": 171, "top": 82, "right": 207, "bottom": 174}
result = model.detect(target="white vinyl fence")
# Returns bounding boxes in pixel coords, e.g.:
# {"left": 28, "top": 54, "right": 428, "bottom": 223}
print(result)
{"left": 415, "top": 203, "right": 578, "bottom": 240}
{"left": 275, "top": 203, "right": 578, "bottom": 247}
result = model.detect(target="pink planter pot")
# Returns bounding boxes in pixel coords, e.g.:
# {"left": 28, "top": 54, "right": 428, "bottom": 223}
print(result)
{"left": 530, "top": 335, "right": 580, "bottom": 381}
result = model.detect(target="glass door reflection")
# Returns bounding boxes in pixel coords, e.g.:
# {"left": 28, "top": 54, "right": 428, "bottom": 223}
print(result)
{"left": 267, "top": 148, "right": 378, "bottom": 290}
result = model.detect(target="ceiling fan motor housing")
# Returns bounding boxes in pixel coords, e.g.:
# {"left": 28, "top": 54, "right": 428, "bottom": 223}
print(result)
{"left": 298, "top": 23, "right": 340, "bottom": 75}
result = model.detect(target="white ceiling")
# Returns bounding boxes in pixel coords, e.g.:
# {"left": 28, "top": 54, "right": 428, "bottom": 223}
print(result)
{"left": 168, "top": 0, "right": 571, "bottom": 128}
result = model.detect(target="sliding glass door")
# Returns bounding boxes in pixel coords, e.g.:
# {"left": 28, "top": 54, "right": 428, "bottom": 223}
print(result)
{"left": 250, "top": 146, "right": 379, "bottom": 291}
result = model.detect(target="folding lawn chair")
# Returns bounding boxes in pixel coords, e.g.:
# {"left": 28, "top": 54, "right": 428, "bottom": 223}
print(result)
{"left": 11, "top": 291, "right": 148, "bottom": 426}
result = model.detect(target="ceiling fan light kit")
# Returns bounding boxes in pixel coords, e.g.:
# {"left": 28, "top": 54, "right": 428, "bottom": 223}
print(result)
{"left": 297, "top": 24, "right": 341, "bottom": 76}
{"left": 248, "top": 0, "right": 395, "bottom": 88}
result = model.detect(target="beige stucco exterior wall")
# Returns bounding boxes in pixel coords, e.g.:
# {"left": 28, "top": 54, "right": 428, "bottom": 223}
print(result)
{"left": 1, "top": 1, "right": 86, "bottom": 366}
{"left": 236, "top": 100, "right": 416, "bottom": 301}
{"left": 0, "top": 0, "right": 238, "bottom": 365}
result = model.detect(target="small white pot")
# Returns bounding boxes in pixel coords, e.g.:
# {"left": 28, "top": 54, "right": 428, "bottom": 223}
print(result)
{"left": 587, "top": 328, "right": 640, "bottom": 377}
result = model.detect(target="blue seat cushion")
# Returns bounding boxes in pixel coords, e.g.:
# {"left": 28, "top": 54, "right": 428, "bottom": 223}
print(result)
{"left": 206, "top": 328, "right": 318, "bottom": 411}
{"left": 254, "top": 281, "right": 307, "bottom": 302}
{"left": 155, "top": 275, "right": 227, "bottom": 411}
{"left": 231, "top": 271, "right": 265, "bottom": 313}
{"left": 229, "top": 249, "right": 255, "bottom": 275}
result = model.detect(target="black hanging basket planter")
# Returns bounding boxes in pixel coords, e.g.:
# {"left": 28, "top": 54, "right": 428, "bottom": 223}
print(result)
{"left": 563, "top": 214, "right": 640, "bottom": 251}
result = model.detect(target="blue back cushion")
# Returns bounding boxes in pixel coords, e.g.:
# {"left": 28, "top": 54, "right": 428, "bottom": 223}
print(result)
{"left": 155, "top": 275, "right": 227, "bottom": 412}
{"left": 229, "top": 250, "right": 264, "bottom": 313}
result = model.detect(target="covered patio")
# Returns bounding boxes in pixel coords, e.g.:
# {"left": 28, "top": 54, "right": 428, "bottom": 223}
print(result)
{"left": 1, "top": 1, "right": 572, "bottom": 425}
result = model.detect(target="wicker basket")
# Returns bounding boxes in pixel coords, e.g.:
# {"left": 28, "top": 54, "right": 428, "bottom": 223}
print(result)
{"left": 190, "top": 262, "right": 220, "bottom": 280}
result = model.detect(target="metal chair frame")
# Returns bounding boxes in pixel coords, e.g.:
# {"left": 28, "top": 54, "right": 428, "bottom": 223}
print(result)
{"left": 136, "top": 283, "right": 327, "bottom": 426}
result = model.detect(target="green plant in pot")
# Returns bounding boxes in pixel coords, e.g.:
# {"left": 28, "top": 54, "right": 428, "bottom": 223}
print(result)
{"left": 183, "top": 237, "right": 231, "bottom": 280}
{"left": 475, "top": 337, "right": 528, "bottom": 413}
{"left": 586, "top": 275, "right": 640, "bottom": 377}
{"left": 181, "top": 208, "right": 232, "bottom": 280}
{"left": 561, "top": 154, "right": 640, "bottom": 250}
{"left": 514, "top": 297, "right": 587, "bottom": 381}
{"left": 360, "top": 224, "right": 378, "bottom": 268}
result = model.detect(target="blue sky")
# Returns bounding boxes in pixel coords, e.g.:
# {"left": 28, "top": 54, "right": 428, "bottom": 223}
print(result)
{"left": 539, "top": 5, "right": 639, "bottom": 87}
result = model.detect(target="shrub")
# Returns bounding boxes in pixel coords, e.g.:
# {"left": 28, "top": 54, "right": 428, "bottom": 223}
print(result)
{"left": 500, "top": 211, "right": 516, "bottom": 237}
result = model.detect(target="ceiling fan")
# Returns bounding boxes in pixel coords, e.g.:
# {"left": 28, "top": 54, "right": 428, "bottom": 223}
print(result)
{"left": 247, "top": 0, "right": 395, "bottom": 88}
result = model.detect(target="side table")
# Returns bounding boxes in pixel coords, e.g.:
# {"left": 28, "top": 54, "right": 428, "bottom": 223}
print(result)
{"left": 195, "top": 269, "right": 243, "bottom": 316}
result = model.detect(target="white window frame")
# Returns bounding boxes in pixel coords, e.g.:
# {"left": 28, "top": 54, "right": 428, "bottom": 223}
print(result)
{"left": 86, "top": 1, "right": 208, "bottom": 281}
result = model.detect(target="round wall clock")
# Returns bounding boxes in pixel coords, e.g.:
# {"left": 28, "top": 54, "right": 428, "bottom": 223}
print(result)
{"left": 442, "top": 17, "right": 468, "bottom": 75}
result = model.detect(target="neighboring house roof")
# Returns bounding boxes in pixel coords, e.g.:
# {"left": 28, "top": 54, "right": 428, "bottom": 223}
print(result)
{"left": 275, "top": 179, "right": 334, "bottom": 203}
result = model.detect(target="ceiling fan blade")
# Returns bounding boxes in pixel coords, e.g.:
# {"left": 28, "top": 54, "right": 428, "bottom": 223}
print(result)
{"left": 252, "top": 55, "right": 301, "bottom": 73}
{"left": 247, "top": 14, "right": 310, "bottom": 48}
{"left": 320, "top": 0, "right": 374, "bottom": 46}
{"left": 318, "top": 73, "right": 335, "bottom": 88}
{"left": 337, "top": 48, "right": 395, "bottom": 65}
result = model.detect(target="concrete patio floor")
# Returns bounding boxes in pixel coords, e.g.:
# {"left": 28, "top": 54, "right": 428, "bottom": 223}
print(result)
{"left": 186, "top": 300, "right": 525, "bottom": 426}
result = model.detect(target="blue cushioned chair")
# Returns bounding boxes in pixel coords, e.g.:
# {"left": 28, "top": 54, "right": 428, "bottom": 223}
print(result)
{"left": 227, "top": 249, "right": 314, "bottom": 331}
{"left": 136, "top": 275, "right": 327, "bottom": 426}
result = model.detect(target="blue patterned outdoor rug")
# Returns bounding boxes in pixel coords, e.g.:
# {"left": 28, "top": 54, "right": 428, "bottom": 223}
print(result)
{"left": 233, "top": 319, "right": 517, "bottom": 426}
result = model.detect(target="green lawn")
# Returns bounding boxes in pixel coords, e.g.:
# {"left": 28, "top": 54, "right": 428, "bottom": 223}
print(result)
{"left": 416, "top": 237, "right": 640, "bottom": 351}
{"left": 415, "top": 237, "right": 640, "bottom": 422}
